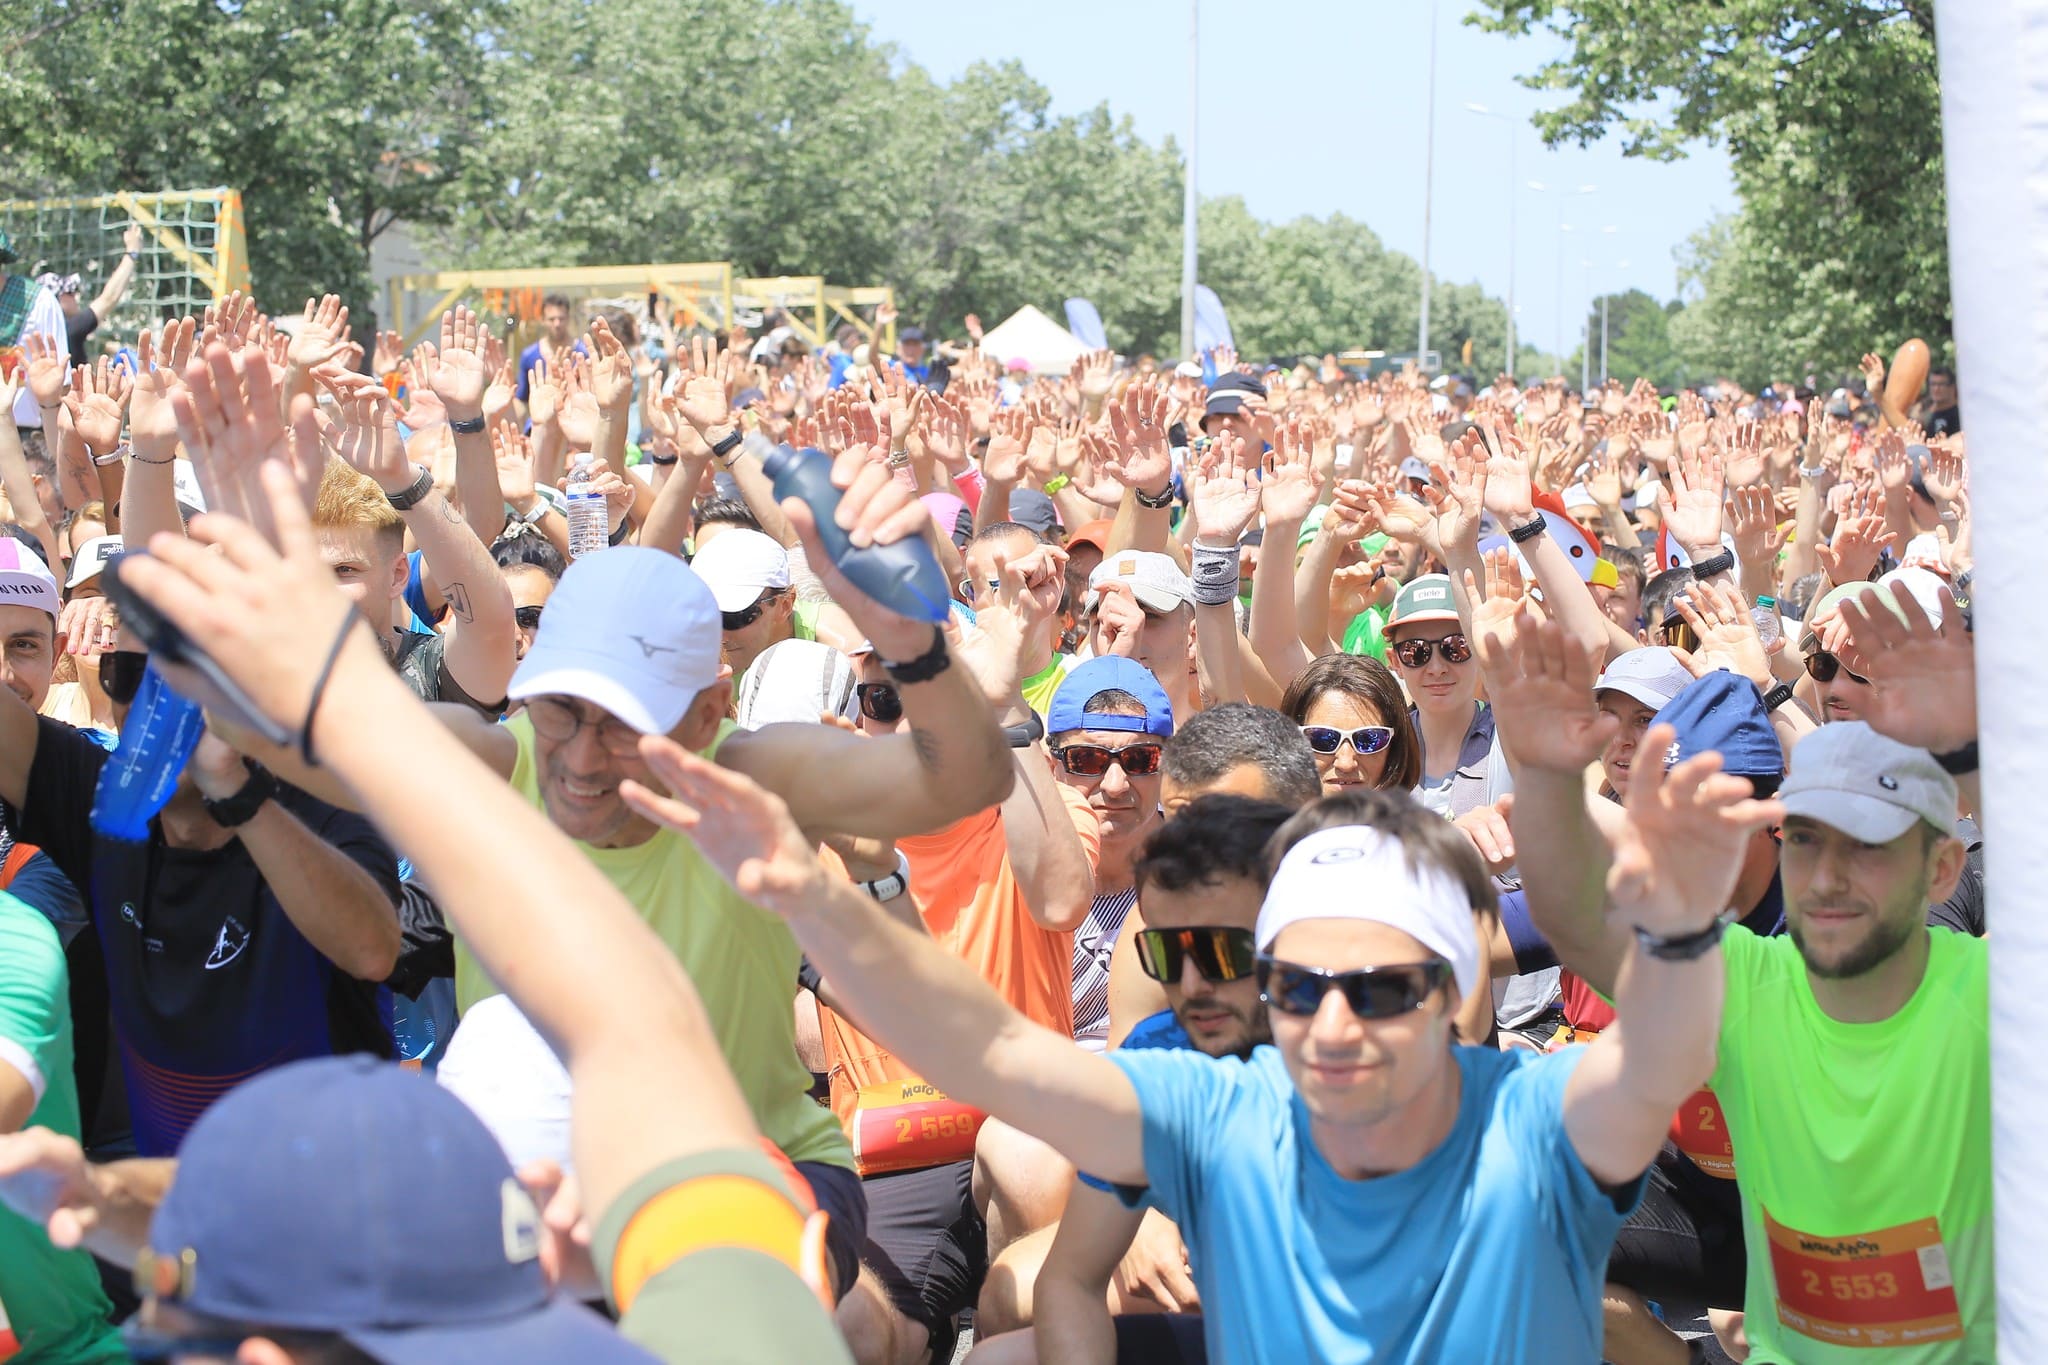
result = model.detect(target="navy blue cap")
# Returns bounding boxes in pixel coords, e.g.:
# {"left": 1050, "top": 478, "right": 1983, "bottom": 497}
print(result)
{"left": 1651, "top": 671, "right": 1784, "bottom": 780}
{"left": 732, "top": 385, "right": 767, "bottom": 409}
{"left": 1202, "top": 371, "right": 1267, "bottom": 424}
{"left": 899, "top": 325, "right": 927, "bottom": 342}
{"left": 143, "top": 1056, "right": 652, "bottom": 1363}
{"left": 1047, "top": 656, "right": 1174, "bottom": 739}
{"left": 1008, "top": 488, "right": 1060, "bottom": 539}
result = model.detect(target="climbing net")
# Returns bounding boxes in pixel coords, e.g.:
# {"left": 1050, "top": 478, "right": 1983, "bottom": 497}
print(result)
{"left": 0, "top": 187, "right": 250, "bottom": 333}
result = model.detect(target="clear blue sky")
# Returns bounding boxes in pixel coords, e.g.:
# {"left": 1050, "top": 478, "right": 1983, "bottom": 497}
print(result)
{"left": 848, "top": 0, "right": 1735, "bottom": 360}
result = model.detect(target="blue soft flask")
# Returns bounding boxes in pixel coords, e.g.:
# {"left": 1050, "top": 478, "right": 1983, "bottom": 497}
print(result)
{"left": 89, "top": 663, "right": 206, "bottom": 841}
{"left": 755, "top": 441, "right": 952, "bottom": 624}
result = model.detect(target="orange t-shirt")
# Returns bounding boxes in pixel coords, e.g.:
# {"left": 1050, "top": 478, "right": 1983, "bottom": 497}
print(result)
{"left": 817, "top": 784, "right": 1100, "bottom": 1150}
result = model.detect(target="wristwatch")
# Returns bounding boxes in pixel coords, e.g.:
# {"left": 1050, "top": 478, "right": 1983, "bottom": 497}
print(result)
{"left": 859, "top": 852, "right": 912, "bottom": 903}
{"left": 449, "top": 413, "right": 486, "bottom": 435}
{"left": 1688, "top": 547, "right": 1737, "bottom": 580}
{"left": 1634, "top": 909, "right": 1735, "bottom": 963}
{"left": 386, "top": 463, "right": 435, "bottom": 511}
{"left": 881, "top": 628, "right": 952, "bottom": 685}
{"left": 1507, "top": 512, "right": 1547, "bottom": 545}
{"left": 1005, "top": 711, "right": 1046, "bottom": 748}
{"left": 1935, "top": 739, "right": 1979, "bottom": 776}
{"left": 1761, "top": 680, "right": 1797, "bottom": 713}
{"left": 708, "top": 427, "right": 743, "bottom": 462}
{"left": 202, "top": 762, "right": 280, "bottom": 829}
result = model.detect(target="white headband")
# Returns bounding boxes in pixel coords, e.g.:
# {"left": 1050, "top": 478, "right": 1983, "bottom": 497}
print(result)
{"left": 1256, "top": 824, "right": 1480, "bottom": 1001}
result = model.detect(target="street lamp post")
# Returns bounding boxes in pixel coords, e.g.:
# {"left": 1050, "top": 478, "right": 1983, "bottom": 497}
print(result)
{"left": 1465, "top": 103, "right": 1516, "bottom": 377}
{"left": 1529, "top": 180, "right": 1597, "bottom": 374}
{"left": 1419, "top": 1, "right": 1439, "bottom": 370}
{"left": 1179, "top": 0, "right": 1199, "bottom": 361}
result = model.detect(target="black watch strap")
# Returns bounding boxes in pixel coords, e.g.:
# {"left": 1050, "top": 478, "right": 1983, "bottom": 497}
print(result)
{"left": 881, "top": 628, "right": 951, "bottom": 685}
{"left": 1507, "top": 513, "right": 1547, "bottom": 544}
{"left": 1133, "top": 482, "right": 1175, "bottom": 509}
{"left": 1634, "top": 909, "right": 1735, "bottom": 962}
{"left": 449, "top": 414, "right": 486, "bottom": 435}
{"left": 202, "top": 762, "right": 280, "bottom": 829}
{"left": 386, "top": 464, "right": 435, "bottom": 511}
{"left": 709, "top": 428, "right": 743, "bottom": 460}
{"left": 1762, "top": 680, "right": 1797, "bottom": 713}
{"left": 1688, "top": 547, "right": 1736, "bottom": 580}
{"left": 1005, "top": 711, "right": 1046, "bottom": 748}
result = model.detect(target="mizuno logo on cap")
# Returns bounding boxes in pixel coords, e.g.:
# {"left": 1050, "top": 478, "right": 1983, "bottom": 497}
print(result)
{"left": 627, "top": 635, "right": 677, "bottom": 659}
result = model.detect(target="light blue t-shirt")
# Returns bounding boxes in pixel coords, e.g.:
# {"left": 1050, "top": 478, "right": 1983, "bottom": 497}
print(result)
{"left": 1110, "top": 1043, "right": 1638, "bottom": 1363}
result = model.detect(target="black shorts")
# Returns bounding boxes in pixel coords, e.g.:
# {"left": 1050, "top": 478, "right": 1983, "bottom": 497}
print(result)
{"left": 860, "top": 1159, "right": 987, "bottom": 1359}
{"left": 1115, "top": 1312, "right": 1208, "bottom": 1364}
{"left": 1606, "top": 1144, "right": 1747, "bottom": 1309}
{"left": 796, "top": 1158, "right": 869, "bottom": 1306}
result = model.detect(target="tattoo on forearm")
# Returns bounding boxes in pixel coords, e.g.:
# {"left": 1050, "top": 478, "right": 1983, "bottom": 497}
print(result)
{"left": 443, "top": 581, "right": 474, "bottom": 624}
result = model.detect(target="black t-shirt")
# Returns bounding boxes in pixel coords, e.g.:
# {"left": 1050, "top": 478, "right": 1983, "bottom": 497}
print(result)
{"left": 1927, "top": 817, "right": 1985, "bottom": 937}
{"left": 64, "top": 305, "right": 98, "bottom": 369}
{"left": 393, "top": 628, "right": 501, "bottom": 716}
{"left": 19, "top": 717, "right": 400, "bottom": 1155}
{"left": 1925, "top": 405, "right": 1962, "bottom": 436}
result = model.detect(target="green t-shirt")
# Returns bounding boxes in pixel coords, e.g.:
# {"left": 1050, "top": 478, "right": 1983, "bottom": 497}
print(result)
{"left": 455, "top": 715, "right": 851, "bottom": 1171}
{"left": 1341, "top": 605, "right": 1390, "bottom": 663}
{"left": 0, "top": 892, "right": 122, "bottom": 1362}
{"left": 1715, "top": 927, "right": 1993, "bottom": 1361}
{"left": 1020, "top": 655, "right": 1068, "bottom": 717}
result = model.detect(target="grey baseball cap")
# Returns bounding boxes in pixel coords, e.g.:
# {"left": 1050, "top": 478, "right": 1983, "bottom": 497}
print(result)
{"left": 1780, "top": 722, "right": 1957, "bottom": 844}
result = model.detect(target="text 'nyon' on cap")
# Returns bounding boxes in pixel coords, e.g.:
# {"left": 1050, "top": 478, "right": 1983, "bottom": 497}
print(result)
{"left": 140, "top": 1055, "right": 654, "bottom": 1364}
{"left": 508, "top": 545, "right": 722, "bottom": 736}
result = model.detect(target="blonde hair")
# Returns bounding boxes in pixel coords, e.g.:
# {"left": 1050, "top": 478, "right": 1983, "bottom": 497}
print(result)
{"left": 315, "top": 457, "right": 405, "bottom": 560}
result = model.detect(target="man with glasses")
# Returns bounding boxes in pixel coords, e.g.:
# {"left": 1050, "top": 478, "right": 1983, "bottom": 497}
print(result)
{"left": 687, "top": 527, "right": 819, "bottom": 681}
{"left": 961, "top": 521, "right": 1069, "bottom": 716}
{"left": 973, "top": 795, "right": 1293, "bottom": 1364}
{"left": 638, "top": 605, "right": 1779, "bottom": 1362}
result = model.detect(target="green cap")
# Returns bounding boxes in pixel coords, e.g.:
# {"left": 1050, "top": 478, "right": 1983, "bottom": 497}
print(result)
{"left": 1387, "top": 573, "right": 1462, "bottom": 629}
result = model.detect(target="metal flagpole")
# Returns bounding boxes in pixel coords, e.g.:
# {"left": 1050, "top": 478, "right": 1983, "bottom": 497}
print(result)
{"left": 1178, "top": 0, "right": 1199, "bottom": 361}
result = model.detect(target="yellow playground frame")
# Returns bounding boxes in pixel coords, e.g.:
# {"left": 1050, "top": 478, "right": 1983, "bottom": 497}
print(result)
{"left": 0, "top": 187, "right": 251, "bottom": 302}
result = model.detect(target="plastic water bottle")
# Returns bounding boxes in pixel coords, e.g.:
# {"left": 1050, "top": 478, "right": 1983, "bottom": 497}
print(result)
{"left": 90, "top": 663, "right": 207, "bottom": 842}
{"left": 1751, "top": 595, "right": 1781, "bottom": 648}
{"left": 565, "top": 452, "right": 609, "bottom": 559}
{"left": 754, "top": 439, "right": 951, "bottom": 623}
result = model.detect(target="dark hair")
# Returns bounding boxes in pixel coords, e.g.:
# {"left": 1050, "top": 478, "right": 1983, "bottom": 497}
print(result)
{"left": 541, "top": 293, "right": 572, "bottom": 314}
{"left": 1051, "top": 687, "right": 1149, "bottom": 747}
{"left": 598, "top": 307, "right": 639, "bottom": 347}
{"left": 1162, "top": 703, "right": 1322, "bottom": 808}
{"left": 696, "top": 498, "right": 761, "bottom": 534}
{"left": 1266, "top": 786, "right": 1498, "bottom": 948}
{"left": 1279, "top": 655, "right": 1423, "bottom": 791}
{"left": 970, "top": 520, "right": 1042, "bottom": 548}
{"left": 493, "top": 533, "right": 567, "bottom": 581}
{"left": 1930, "top": 366, "right": 1955, "bottom": 384}
{"left": 1642, "top": 566, "right": 1695, "bottom": 631}
{"left": 1135, "top": 795, "right": 1297, "bottom": 897}
{"left": 1601, "top": 544, "right": 1645, "bottom": 595}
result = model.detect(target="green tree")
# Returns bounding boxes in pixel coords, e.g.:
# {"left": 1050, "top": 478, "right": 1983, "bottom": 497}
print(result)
{"left": 0, "top": 0, "right": 498, "bottom": 324}
{"left": 1472, "top": 1, "right": 1948, "bottom": 371}
{"left": 1573, "top": 288, "right": 1684, "bottom": 388}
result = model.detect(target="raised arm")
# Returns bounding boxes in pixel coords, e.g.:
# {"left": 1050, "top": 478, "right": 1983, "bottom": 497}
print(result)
{"left": 1834, "top": 582, "right": 1980, "bottom": 820}
{"left": 1245, "top": 424, "right": 1325, "bottom": 691}
{"left": 1184, "top": 432, "right": 1264, "bottom": 707}
{"left": 1478, "top": 422, "right": 1621, "bottom": 664}
{"left": 624, "top": 743, "right": 1147, "bottom": 1186}
{"left": 1097, "top": 382, "right": 1176, "bottom": 556}
{"left": 0, "top": 371, "right": 61, "bottom": 572}
{"left": 417, "top": 306, "right": 507, "bottom": 550}
{"left": 1564, "top": 722, "right": 1782, "bottom": 1184}
{"left": 87, "top": 224, "right": 144, "bottom": 321}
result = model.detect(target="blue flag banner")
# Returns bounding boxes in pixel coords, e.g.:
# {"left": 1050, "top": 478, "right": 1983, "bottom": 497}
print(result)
{"left": 1064, "top": 297, "right": 1109, "bottom": 351}
{"left": 1194, "top": 285, "right": 1235, "bottom": 357}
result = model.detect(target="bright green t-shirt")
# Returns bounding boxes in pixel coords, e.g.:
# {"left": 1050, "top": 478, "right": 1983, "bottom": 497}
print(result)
{"left": 1020, "top": 655, "right": 1068, "bottom": 717}
{"left": 1715, "top": 927, "right": 1993, "bottom": 1361}
{"left": 454, "top": 715, "right": 851, "bottom": 1171}
{"left": 0, "top": 893, "right": 123, "bottom": 1362}
{"left": 1341, "top": 605, "right": 1390, "bottom": 663}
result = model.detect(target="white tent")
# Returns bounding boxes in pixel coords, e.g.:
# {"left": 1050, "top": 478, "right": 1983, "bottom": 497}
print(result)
{"left": 978, "top": 304, "right": 1089, "bottom": 374}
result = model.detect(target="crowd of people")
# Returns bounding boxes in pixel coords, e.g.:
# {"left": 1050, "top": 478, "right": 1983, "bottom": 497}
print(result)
{"left": 0, "top": 229, "right": 1989, "bottom": 1365}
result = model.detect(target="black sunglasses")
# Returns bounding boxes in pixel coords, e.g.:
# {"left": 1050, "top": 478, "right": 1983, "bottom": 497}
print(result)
{"left": 1300, "top": 724, "right": 1394, "bottom": 757}
{"left": 856, "top": 682, "right": 903, "bottom": 723}
{"left": 1135, "top": 927, "right": 1257, "bottom": 985}
{"left": 1803, "top": 650, "right": 1869, "bottom": 686}
{"left": 514, "top": 605, "right": 545, "bottom": 632}
{"left": 1052, "top": 742, "right": 1163, "bottom": 777}
{"left": 1392, "top": 634, "right": 1472, "bottom": 668}
{"left": 1257, "top": 957, "right": 1450, "bottom": 1019}
{"left": 99, "top": 649, "right": 147, "bottom": 706}
{"left": 721, "top": 592, "right": 774, "bottom": 631}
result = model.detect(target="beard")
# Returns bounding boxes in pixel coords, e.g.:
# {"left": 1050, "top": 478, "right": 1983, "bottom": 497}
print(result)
{"left": 1790, "top": 873, "right": 1930, "bottom": 980}
{"left": 1173, "top": 994, "right": 1272, "bottom": 1059}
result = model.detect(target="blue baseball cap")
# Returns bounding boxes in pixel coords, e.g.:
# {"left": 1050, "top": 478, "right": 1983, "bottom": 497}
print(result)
{"left": 138, "top": 1055, "right": 653, "bottom": 1363}
{"left": 1047, "top": 656, "right": 1174, "bottom": 739}
{"left": 1651, "top": 670, "right": 1784, "bottom": 781}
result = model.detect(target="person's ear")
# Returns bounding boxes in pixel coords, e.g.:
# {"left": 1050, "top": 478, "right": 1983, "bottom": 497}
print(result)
{"left": 236, "top": 1338, "right": 298, "bottom": 1365}
{"left": 673, "top": 677, "right": 733, "bottom": 752}
{"left": 387, "top": 550, "right": 410, "bottom": 604}
{"left": 1927, "top": 832, "right": 1969, "bottom": 904}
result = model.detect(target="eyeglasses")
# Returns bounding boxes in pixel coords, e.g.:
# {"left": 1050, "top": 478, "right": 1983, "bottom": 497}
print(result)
{"left": 721, "top": 592, "right": 774, "bottom": 631}
{"left": 856, "top": 682, "right": 903, "bottom": 723}
{"left": 514, "top": 605, "right": 545, "bottom": 632}
{"left": 1391, "top": 634, "right": 1472, "bottom": 668}
{"left": 1659, "top": 618, "right": 1699, "bottom": 653}
{"left": 1051, "top": 742, "right": 1163, "bottom": 777}
{"left": 1803, "top": 650, "right": 1869, "bottom": 686}
{"left": 956, "top": 576, "right": 1001, "bottom": 602}
{"left": 525, "top": 696, "right": 643, "bottom": 756}
{"left": 1257, "top": 957, "right": 1450, "bottom": 1019}
{"left": 1300, "top": 724, "right": 1394, "bottom": 757}
{"left": 1135, "top": 927, "right": 1258, "bottom": 984}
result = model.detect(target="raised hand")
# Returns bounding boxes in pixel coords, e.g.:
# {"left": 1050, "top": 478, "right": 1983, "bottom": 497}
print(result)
{"left": 586, "top": 318, "right": 634, "bottom": 415}
{"left": 1473, "top": 600, "right": 1620, "bottom": 775}
{"left": 288, "top": 294, "right": 352, "bottom": 374}
{"left": 1726, "top": 485, "right": 1786, "bottom": 572}
{"left": 173, "top": 341, "right": 321, "bottom": 538}
{"left": 1607, "top": 724, "right": 1784, "bottom": 937}
{"left": 319, "top": 377, "right": 411, "bottom": 493}
{"left": 981, "top": 417, "right": 1026, "bottom": 486}
{"left": 397, "top": 353, "right": 450, "bottom": 430}
{"left": 1658, "top": 446, "right": 1725, "bottom": 555}
{"left": 62, "top": 358, "right": 132, "bottom": 457}
{"left": 372, "top": 329, "right": 405, "bottom": 376}
{"left": 1834, "top": 584, "right": 1974, "bottom": 753}
{"left": 129, "top": 320, "right": 195, "bottom": 449}
{"left": 1102, "top": 381, "right": 1174, "bottom": 496}
{"left": 1187, "top": 430, "right": 1263, "bottom": 546}
{"left": 1859, "top": 352, "right": 1886, "bottom": 393}
{"left": 1428, "top": 427, "right": 1491, "bottom": 553}
{"left": 1720, "top": 419, "right": 1767, "bottom": 488}
{"left": 1260, "top": 420, "right": 1325, "bottom": 525}
{"left": 1474, "top": 421, "right": 1533, "bottom": 522}
{"left": 1671, "top": 575, "right": 1771, "bottom": 688}
{"left": 427, "top": 306, "right": 491, "bottom": 419}
{"left": 492, "top": 425, "right": 538, "bottom": 508}
{"left": 22, "top": 330, "right": 69, "bottom": 412}
{"left": 1815, "top": 510, "right": 1897, "bottom": 586}
{"left": 1073, "top": 348, "right": 1117, "bottom": 409}
{"left": 527, "top": 355, "right": 563, "bottom": 431}
{"left": 1921, "top": 445, "right": 1965, "bottom": 507}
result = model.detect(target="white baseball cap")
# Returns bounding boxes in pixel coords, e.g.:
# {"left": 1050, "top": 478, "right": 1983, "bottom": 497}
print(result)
{"left": 1086, "top": 550, "right": 1192, "bottom": 614}
{"left": 0, "top": 538, "right": 60, "bottom": 619}
{"left": 506, "top": 546, "right": 721, "bottom": 735}
{"left": 1781, "top": 722, "right": 1957, "bottom": 845}
{"left": 437, "top": 996, "right": 572, "bottom": 1174}
{"left": 1595, "top": 646, "right": 1694, "bottom": 713}
{"left": 66, "top": 535, "right": 124, "bottom": 590}
{"left": 689, "top": 528, "right": 792, "bottom": 614}
{"left": 1256, "top": 824, "right": 1481, "bottom": 1001}
{"left": 172, "top": 461, "right": 208, "bottom": 515}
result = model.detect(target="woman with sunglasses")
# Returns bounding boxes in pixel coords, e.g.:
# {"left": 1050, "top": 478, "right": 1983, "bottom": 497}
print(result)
{"left": 1384, "top": 574, "right": 1509, "bottom": 819}
{"left": 1279, "top": 654, "right": 1421, "bottom": 797}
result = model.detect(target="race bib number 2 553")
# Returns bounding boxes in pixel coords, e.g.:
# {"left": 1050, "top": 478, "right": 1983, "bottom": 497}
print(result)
{"left": 1765, "top": 1208, "right": 1963, "bottom": 1350}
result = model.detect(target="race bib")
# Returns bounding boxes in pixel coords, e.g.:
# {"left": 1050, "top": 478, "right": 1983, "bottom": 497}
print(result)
{"left": 1765, "top": 1208, "right": 1964, "bottom": 1349}
{"left": 1668, "top": 1087, "right": 1736, "bottom": 1179}
{"left": 850, "top": 1078, "right": 985, "bottom": 1177}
